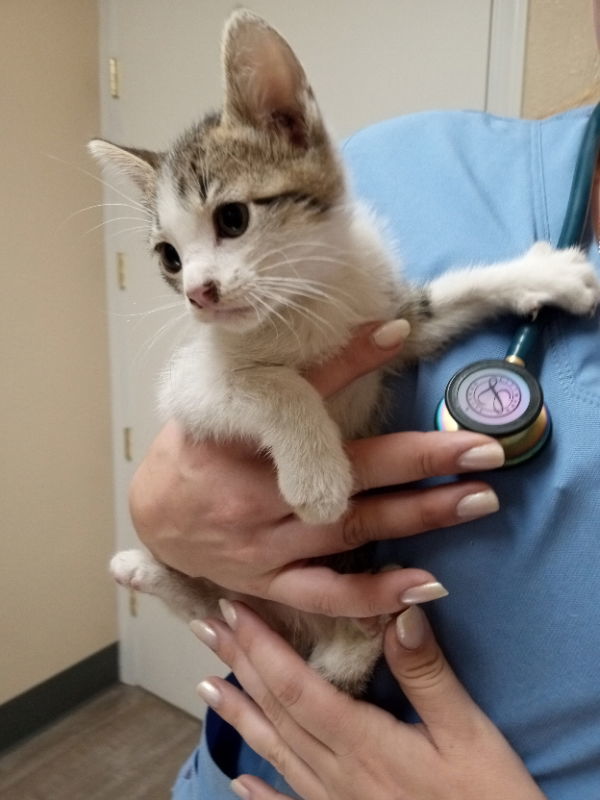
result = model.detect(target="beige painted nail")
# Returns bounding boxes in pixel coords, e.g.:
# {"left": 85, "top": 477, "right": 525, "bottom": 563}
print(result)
{"left": 219, "top": 598, "right": 238, "bottom": 629}
{"left": 189, "top": 619, "right": 218, "bottom": 650}
{"left": 197, "top": 679, "right": 222, "bottom": 708}
{"left": 400, "top": 581, "right": 449, "bottom": 605}
{"left": 230, "top": 778, "right": 252, "bottom": 800}
{"left": 371, "top": 319, "right": 411, "bottom": 349}
{"left": 457, "top": 442, "right": 505, "bottom": 470}
{"left": 396, "top": 605, "right": 427, "bottom": 650}
{"left": 456, "top": 489, "right": 500, "bottom": 520}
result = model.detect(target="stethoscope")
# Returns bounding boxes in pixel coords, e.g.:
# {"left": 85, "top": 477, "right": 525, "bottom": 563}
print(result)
{"left": 435, "top": 103, "right": 600, "bottom": 466}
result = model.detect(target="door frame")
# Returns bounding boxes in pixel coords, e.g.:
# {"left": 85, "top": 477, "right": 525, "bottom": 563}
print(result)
{"left": 486, "top": 0, "right": 529, "bottom": 116}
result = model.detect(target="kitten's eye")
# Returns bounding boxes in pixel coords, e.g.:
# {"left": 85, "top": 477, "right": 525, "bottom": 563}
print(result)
{"left": 155, "top": 242, "right": 182, "bottom": 274}
{"left": 214, "top": 203, "right": 249, "bottom": 238}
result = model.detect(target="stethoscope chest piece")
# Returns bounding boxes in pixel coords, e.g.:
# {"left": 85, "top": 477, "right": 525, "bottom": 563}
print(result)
{"left": 435, "top": 359, "right": 552, "bottom": 466}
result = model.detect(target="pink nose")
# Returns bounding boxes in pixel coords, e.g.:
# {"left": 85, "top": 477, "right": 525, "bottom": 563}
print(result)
{"left": 187, "top": 281, "right": 220, "bottom": 308}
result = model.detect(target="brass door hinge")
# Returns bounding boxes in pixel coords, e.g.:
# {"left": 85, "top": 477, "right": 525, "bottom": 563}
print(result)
{"left": 109, "top": 57, "right": 120, "bottom": 99}
{"left": 129, "top": 587, "right": 138, "bottom": 617}
{"left": 116, "top": 252, "right": 126, "bottom": 289}
{"left": 123, "top": 427, "right": 133, "bottom": 461}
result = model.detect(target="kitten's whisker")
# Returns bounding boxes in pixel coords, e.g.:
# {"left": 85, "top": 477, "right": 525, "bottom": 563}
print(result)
{"left": 256, "top": 275, "right": 357, "bottom": 305}
{"left": 249, "top": 290, "right": 301, "bottom": 345}
{"left": 82, "top": 216, "right": 150, "bottom": 237}
{"left": 110, "top": 301, "right": 182, "bottom": 321}
{"left": 251, "top": 289, "right": 305, "bottom": 346}
{"left": 133, "top": 310, "right": 189, "bottom": 371}
{"left": 258, "top": 287, "right": 339, "bottom": 339}
{"left": 257, "top": 278, "right": 355, "bottom": 311}
{"left": 258, "top": 283, "right": 360, "bottom": 323}
{"left": 258, "top": 238, "right": 354, "bottom": 257}
{"left": 246, "top": 291, "right": 282, "bottom": 341}
{"left": 60, "top": 202, "right": 153, "bottom": 229}
{"left": 45, "top": 153, "right": 150, "bottom": 214}
{"left": 106, "top": 225, "right": 151, "bottom": 241}
{"left": 258, "top": 254, "right": 347, "bottom": 270}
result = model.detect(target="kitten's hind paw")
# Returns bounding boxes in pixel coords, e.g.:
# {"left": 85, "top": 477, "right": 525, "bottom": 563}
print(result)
{"left": 109, "top": 549, "right": 166, "bottom": 593}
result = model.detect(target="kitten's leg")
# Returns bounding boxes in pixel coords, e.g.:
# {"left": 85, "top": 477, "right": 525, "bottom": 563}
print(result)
{"left": 110, "top": 549, "right": 220, "bottom": 620}
{"left": 227, "top": 367, "right": 353, "bottom": 524}
{"left": 405, "top": 243, "right": 600, "bottom": 358}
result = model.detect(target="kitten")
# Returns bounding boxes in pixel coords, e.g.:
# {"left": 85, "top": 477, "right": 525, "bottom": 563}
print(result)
{"left": 90, "top": 10, "right": 600, "bottom": 695}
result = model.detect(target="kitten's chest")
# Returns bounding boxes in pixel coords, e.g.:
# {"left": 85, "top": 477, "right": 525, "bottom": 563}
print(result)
{"left": 325, "top": 369, "right": 384, "bottom": 438}
{"left": 160, "top": 335, "right": 384, "bottom": 440}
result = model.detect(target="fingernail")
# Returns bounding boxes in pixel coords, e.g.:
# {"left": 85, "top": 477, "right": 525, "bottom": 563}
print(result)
{"left": 456, "top": 489, "right": 500, "bottom": 520}
{"left": 400, "top": 581, "right": 449, "bottom": 604}
{"left": 219, "top": 598, "right": 238, "bottom": 629}
{"left": 230, "top": 778, "right": 252, "bottom": 799}
{"left": 189, "top": 619, "right": 218, "bottom": 650}
{"left": 396, "top": 605, "right": 426, "bottom": 650}
{"left": 197, "top": 679, "right": 222, "bottom": 709}
{"left": 457, "top": 442, "right": 505, "bottom": 470}
{"left": 371, "top": 319, "right": 411, "bottom": 349}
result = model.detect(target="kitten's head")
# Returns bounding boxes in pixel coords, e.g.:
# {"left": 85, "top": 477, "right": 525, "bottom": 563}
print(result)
{"left": 89, "top": 10, "right": 348, "bottom": 332}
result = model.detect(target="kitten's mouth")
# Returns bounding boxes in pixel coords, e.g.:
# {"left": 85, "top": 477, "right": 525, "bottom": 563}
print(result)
{"left": 191, "top": 303, "right": 254, "bottom": 321}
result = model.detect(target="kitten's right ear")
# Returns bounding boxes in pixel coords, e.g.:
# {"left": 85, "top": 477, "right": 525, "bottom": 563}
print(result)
{"left": 87, "top": 139, "right": 159, "bottom": 194}
{"left": 221, "top": 10, "right": 324, "bottom": 148}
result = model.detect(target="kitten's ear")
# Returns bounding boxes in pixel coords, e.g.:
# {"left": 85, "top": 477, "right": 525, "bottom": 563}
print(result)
{"left": 87, "top": 139, "right": 159, "bottom": 194}
{"left": 221, "top": 10, "right": 324, "bottom": 148}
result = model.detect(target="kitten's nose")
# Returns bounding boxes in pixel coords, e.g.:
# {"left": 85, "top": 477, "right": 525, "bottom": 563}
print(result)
{"left": 187, "top": 280, "right": 220, "bottom": 308}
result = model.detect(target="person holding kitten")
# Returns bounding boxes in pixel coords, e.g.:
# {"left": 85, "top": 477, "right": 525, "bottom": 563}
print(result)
{"left": 127, "top": 15, "right": 600, "bottom": 800}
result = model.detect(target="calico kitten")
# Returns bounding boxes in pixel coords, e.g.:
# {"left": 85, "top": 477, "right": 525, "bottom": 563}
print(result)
{"left": 91, "top": 10, "right": 600, "bottom": 694}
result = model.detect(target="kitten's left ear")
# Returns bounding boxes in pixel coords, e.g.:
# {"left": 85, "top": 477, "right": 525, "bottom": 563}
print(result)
{"left": 221, "top": 10, "right": 325, "bottom": 148}
{"left": 87, "top": 139, "right": 160, "bottom": 195}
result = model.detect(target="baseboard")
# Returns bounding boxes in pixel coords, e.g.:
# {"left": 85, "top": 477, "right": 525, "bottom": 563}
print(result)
{"left": 0, "top": 642, "right": 119, "bottom": 753}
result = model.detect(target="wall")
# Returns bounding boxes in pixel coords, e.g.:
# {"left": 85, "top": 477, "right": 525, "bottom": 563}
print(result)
{"left": 0, "top": 0, "right": 116, "bottom": 704}
{"left": 523, "top": 0, "right": 599, "bottom": 116}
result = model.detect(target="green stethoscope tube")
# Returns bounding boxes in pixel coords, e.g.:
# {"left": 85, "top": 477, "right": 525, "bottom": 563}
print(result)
{"left": 507, "top": 101, "right": 600, "bottom": 363}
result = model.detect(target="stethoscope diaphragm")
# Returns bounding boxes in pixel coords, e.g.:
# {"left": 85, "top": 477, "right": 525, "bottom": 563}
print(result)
{"left": 435, "top": 358, "right": 552, "bottom": 466}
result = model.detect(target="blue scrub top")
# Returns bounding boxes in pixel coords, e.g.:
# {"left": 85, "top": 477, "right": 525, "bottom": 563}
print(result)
{"left": 173, "top": 106, "right": 600, "bottom": 800}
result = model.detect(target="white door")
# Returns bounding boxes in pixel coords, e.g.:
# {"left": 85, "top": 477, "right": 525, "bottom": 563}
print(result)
{"left": 97, "top": 0, "right": 527, "bottom": 718}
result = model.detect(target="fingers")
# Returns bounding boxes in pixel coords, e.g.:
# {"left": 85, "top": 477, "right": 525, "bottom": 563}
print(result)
{"left": 263, "top": 470, "right": 499, "bottom": 569}
{"left": 383, "top": 606, "right": 482, "bottom": 746}
{"left": 305, "top": 320, "right": 410, "bottom": 397}
{"left": 193, "top": 614, "right": 331, "bottom": 800}
{"left": 341, "top": 481, "right": 499, "bottom": 549}
{"left": 348, "top": 430, "right": 505, "bottom": 492}
{"left": 197, "top": 675, "right": 325, "bottom": 800}
{"left": 265, "top": 564, "right": 445, "bottom": 617}
{"left": 202, "top": 602, "right": 362, "bottom": 752}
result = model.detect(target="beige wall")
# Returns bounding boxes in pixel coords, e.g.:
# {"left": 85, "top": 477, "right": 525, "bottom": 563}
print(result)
{"left": 523, "top": 0, "right": 599, "bottom": 117}
{"left": 0, "top": 0, "right": 116, "bottom": 704}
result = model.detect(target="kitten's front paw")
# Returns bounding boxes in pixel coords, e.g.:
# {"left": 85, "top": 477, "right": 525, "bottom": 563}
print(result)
{"left": 517, "top": 244, "right": 600, "bottom": 316}
{"left": 280, "top": 460, "right": 353, "bottom": 525}
{"left": 110, "top": 549, "right": 166, "bottom": 593}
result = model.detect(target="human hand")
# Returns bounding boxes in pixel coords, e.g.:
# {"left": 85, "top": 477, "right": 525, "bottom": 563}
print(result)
{"left": 130, "top": 321, "right": 504, "bottom": 618}
{"left": 193, "top": 601, "right": 547, "bottom": 800}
